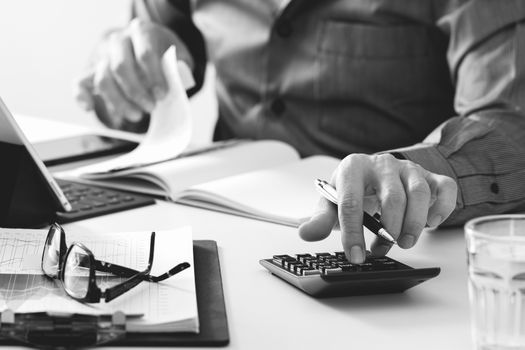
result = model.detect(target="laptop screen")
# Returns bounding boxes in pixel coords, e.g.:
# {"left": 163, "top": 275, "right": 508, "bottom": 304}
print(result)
{"left": 0, "top": 96, "right": 71, "bottom": 213}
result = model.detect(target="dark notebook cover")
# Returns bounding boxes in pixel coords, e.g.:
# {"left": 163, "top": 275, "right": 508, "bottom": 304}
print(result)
{"left": 0, "top": 240, "right": 229, "bottom": 347}
{"left": 120, "top": 240, "right": 230, "bottom": 346}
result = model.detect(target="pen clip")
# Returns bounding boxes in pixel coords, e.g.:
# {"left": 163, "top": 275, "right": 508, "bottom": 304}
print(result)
{"left": 314, "top": 179, "right": 338, "bottom": 205}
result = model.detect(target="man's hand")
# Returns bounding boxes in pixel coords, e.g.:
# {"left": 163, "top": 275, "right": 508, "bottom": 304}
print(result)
{"left": 74, "top": 18, "right": 194, "bottom": 130}
{"left": 299, "top": 153, "right": 457, "bottom": 263}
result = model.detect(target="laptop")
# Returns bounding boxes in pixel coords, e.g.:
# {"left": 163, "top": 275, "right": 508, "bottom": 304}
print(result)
{"left": 0, "top": 96, "right": 155, "bottom": 228}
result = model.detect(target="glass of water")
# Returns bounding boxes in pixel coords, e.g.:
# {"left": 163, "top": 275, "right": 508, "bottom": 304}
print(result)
{"left": 465, "top": 215, "right": 525, "bottom": 350}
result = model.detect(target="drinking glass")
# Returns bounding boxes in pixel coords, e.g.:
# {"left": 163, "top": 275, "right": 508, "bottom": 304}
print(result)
{"left": 465, "top": 215, "right": 525, "bottom": 350}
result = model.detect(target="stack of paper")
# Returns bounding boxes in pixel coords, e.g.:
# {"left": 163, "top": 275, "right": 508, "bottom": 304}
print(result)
{"left": 0, "top": 226, "right": 198, "bottom": 333}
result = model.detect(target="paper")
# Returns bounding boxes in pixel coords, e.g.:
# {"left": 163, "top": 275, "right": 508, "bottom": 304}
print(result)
{"left": 0, "top": 227, "right": 199, "bottom": 332}
{"left": 175, "top": 155, "right": 340, "bottom": 226}
{"left": 76, "top": 46, "right": 193, "bottom": 174}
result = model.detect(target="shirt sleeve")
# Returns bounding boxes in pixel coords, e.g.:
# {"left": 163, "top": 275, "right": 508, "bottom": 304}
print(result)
{"left": 132, "top": 0, "right": 207, "bottom": 96}
{"left": 389, "top": 1, "right": 525, "bottom": 226}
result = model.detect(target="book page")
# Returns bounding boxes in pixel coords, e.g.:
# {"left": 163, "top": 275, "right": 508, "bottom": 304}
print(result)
{"left": 0, "top": 227, "right": 198, "bottom": 332}
{"left": 69, "top": 46, "right": 193, "bottom": 175}
{"left": 153, "top": 140, "right": 300, "bottom": 198}
{"left": 175, "top": 155, "right": 340, "bottom": 226}
{"left": 59, "top": 140, "right": 301, "bottom": 199}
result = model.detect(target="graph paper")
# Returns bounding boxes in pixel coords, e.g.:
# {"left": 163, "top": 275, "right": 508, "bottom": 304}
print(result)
{"left": 0, "top": 227, "right": 198, "bottom": 332}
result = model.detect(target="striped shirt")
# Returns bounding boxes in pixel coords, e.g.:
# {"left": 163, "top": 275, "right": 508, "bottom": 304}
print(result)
{"left": 134, "top": 0, "right": 525, "bottom": 225}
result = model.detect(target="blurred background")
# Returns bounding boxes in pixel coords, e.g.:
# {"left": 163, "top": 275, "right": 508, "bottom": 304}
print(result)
{"left": 0, "top": 0, "right": 217, "bottom": 144}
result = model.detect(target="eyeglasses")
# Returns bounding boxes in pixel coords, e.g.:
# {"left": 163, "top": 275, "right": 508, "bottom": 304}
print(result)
{"left": 41, "top": 223, "right": 190, "bottom": 303}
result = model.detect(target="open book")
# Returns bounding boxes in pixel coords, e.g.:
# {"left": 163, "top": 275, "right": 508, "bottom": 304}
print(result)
{"left": 59, "top": 141, "right": 341, "bottom": 226}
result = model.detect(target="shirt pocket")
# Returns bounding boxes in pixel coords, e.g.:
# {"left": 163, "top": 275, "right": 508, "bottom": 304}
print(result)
{"left": 316, "top": 21, "right": 453, "bottom": 153}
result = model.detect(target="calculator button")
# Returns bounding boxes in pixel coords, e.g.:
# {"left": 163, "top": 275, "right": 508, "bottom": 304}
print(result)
{"left": 293, "top": 264, "right": 307, "bottom": 274}
{"left": 303, "top": 269, "right": 321, "bottom": 276}
{"left": 284, "top": 261, "right": 296, "bottom": 270}
{"left": 287, "top": 261, "right": 301, "bottom": 271}
{"left": 372, "top": 257, "right": 389, "bottom": 262}
{"left": 304, "top": 260, "right": 316, "bottom": 267}
{"left": 379, "top": 262, "right": 398, "bottom": 270}
{"left": 315, "top": 253, "right": 332, "bottom": 259}
{"left": 301, "top": 257, "right": 316, "bottom": 265}
{"left": 296, "top": 254, "right": 312, "bottom": 260}
{"left": 334, "top": 252, "right": 346, "bottom": 259}
{"left": 358, "top": 262, "right": 374, "bottom": 271}
{"left": 322, "top": 267, "right": 343, "bottom": 275}
{"left": 337, "top": 263, "right": 355, "bottom": 271}
{"left": 273, "top": 255, "right": 295, "bottom": 267}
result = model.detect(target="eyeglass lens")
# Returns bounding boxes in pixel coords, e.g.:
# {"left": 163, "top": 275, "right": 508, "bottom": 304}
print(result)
{"left": 63, "top": 245, "right": 91, "bottom": 300}
{"left": 42, "top": 225, "right": 61, "bottom": 278}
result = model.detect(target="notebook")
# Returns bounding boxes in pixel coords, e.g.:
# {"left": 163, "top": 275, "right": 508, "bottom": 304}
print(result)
{"left": 57, "top": 140, "right": 341, "bottom": 226}
{"left": 0, "top": 226, "right": 199, "bottom": 333}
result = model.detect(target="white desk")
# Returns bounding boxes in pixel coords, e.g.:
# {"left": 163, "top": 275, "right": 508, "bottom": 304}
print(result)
{"left": 13, "top": 116, "right": 473, "bottom": 349}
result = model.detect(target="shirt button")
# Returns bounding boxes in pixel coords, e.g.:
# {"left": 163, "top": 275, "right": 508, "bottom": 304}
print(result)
{"left": 275, "top": 20, "right": 293, "bottom": 37}
{"left": 490, "top": 183, "right": 499, "bottom": 194}
{"left": 270, "top": 98, "right": 286, "bottom": 116}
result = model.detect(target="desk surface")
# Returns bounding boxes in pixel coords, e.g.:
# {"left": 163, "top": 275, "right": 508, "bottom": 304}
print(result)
{"left": 13, "top": 116, "right": 472, "bottom": 349}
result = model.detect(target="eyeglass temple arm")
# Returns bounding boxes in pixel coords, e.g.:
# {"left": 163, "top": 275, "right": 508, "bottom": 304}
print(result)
{"left": 95, "top": 232, "right": 191, "bottom": 281}
{"left": 142, "top": 229, "right": 191, "bottom": 281}
{"left": 94, "top": 260, "right": 140, "bottom": 278}
{"left": 100, "top": 233, "right": 190, "bottom": 301}
{"left": 102, "top": 261, "right": 190, "bottom": 302}
{"left": 104, "top": 268, "right": 151, "bottom": 302}
{"left": 102, "top": 232, "right": 157, "bottom": 302}
{"left": 147, "top": 262, "right": 191, "bottom": 282}
{"left": 94, "top": 232, "right": 157, "bottom": 278}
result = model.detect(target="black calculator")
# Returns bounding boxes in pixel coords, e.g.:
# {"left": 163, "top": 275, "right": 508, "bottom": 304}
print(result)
{"left": 260, "top": 252, "right": 440, "bottom": 298}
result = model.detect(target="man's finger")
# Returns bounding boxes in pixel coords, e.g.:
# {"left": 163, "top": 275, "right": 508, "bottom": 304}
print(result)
{"left": 377, "top": 173, "right": 406, "bottom": 242}
{"left": 74, "top": 72, "right": 95, "bottom": 111}
{"left": 129, "top": 19, "right": 168, "bottom": 100}
{"left": 299, "top": 197, "right": 337, "bottom": 242}
{"left": 336, "top": 155, "right": 367, "bottom": 264}
{"left": 426, "top": 174, "right": 457, "bottom": 227}
{"left": 108, "top": 34, "right": 155, "bottom": 114}
{"left": 370, "top": 237, "right": 393, "bottom": 257}
{"left": 398, "top": 164, "right": 431, "bottom": 249}
{"left": 93, "top": 61, "right": 141, "bottom": 128}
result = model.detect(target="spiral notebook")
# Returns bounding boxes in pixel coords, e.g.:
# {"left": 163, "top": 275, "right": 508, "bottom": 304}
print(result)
{"left": 0, "top": 227, "right": 229, "bottom": 346}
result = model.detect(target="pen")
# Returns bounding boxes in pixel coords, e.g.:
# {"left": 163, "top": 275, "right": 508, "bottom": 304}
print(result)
{"left": 314, "top": 179, "right": 397, "bottom": 245}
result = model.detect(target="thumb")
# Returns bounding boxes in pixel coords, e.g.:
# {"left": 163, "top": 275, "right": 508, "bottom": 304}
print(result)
{"left": 299, "top": 197, "right": 338, "bottom": 241}
{"left": 74, "top": 71, "right": 95, "bottom": 111}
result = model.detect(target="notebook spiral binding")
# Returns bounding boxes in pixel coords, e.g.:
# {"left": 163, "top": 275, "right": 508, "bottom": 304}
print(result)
{"left": 0, "top": 309, "right": 126, "bottom": 349}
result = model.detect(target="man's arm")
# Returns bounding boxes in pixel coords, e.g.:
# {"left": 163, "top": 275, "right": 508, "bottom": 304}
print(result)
{"left": 389, "top": 0, "right": 525, "bottom": 225}
{"left": 132, "top": 0, "right": 207, "bottom": 96}
{"left": 299, "top": 1, "right": 525, "bottom": 262}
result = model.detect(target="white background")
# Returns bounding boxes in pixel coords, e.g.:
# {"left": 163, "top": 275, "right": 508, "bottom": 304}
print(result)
{"left": 0, "top": 0, "right": 217, "bottom": 144}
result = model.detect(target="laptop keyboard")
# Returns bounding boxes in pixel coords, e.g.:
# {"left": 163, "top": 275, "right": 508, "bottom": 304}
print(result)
{"left": 54, "top": 179, "right": 155, "bottom": 223}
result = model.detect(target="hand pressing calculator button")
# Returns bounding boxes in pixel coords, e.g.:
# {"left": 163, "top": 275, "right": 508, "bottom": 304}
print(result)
{"left": 260, "top": 252, "right": 440, "bottom": 297}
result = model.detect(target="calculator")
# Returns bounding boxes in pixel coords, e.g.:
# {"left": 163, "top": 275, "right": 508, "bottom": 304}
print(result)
{"left": 260, "top": 252, "right": 440, "bottom": 297}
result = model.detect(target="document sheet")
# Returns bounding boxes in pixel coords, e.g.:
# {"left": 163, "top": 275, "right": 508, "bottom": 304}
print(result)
{"left": 0, "top": 226, "right": 198, "bottom": 332}
{"left": 73, "top": 45, "right": 194, "bottom": 174}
